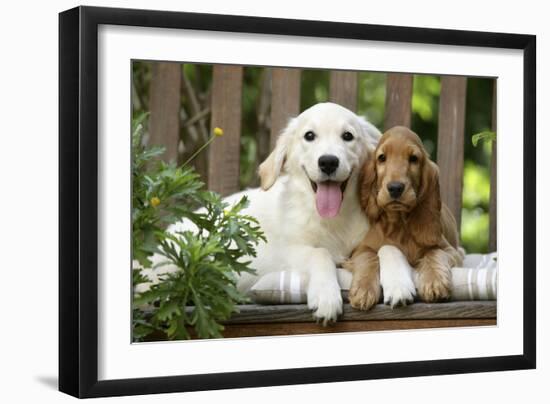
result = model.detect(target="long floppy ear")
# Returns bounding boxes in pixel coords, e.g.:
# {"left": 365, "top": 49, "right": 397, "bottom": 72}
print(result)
{"left": 258, "top": 118, "right": 295, "bottom": 190}
{"left": 408, "top": 160, "right": 443, "bottom": 247}
{"left": 359, "top": 151, "right": 382, "bottom": 221}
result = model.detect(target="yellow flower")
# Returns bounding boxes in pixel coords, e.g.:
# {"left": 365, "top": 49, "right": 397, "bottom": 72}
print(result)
{"left": 182, "top": 127, "right": 223, "bottom": 167}
{"left": 150, "top": 196, "right": 161, "bottom": 208}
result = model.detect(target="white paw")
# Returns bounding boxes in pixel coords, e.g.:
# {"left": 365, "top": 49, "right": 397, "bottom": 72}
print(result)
{"left": 381, "top": 276, "right": 416, "bottom": 307}
{"left": 379, "top": 245, "right": 417, "bottom": 308}
{"left": 307, "top": 281, "right": 343, "bottom": 324}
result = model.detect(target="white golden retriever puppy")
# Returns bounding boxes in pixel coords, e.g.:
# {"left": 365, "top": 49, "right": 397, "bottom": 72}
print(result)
{"left": 223, "top": 102, "right": 382, "bottom": 322}
{"left": 151, "top": 103, "right": 385, "bottom": 323}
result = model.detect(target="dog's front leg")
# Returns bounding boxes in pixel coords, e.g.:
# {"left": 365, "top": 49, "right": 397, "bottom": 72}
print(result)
{"left": 378, "top": 245, "right": 416, "bottom": 307}
{"left": 345, "top": 248, "right": 381, "bottom": 311}
{"left": 414, "top": 248, "right": 452, "bottom": 302}
{"left": 292, "top": 246, "right": 342, "bottom": 324}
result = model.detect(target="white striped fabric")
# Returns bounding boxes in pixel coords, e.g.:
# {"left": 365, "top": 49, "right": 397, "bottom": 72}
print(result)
{"left": 248, "top": 252, "right": 498, "bottom": 304}
{"left": 250, "top": 270, "right": 306, "bottom": 304}
{"left": 449, "top": 252, "right": 498, "bottom": 300}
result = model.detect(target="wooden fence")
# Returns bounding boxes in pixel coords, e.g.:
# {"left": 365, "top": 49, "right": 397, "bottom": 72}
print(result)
{"left": 146, "top": 63, "right": 497, "bottom": 250}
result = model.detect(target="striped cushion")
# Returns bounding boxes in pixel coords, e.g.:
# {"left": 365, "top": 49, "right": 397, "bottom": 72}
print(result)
{"left": 249, "top": 252, "right": 497, "bottom": 304}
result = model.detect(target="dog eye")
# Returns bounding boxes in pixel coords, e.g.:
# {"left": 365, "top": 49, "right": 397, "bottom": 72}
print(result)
{"left": 409, "top": 155, "right": 419, "bottom": 163}
{"left": 342, "top": 131, "right": 354, "bottom": 141}
{"left": 377, "top": 154, "right": 386, "bottom": 163}
{"left": 304, "top": 131, "right": 316, "bottom": 141}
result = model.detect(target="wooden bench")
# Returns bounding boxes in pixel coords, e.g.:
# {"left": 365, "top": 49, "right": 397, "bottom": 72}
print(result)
{"left": 146, "top": 64, "right": 497, "bottom": 336}
{"left": 217, "top": 302, "right": 496, "bottom": 338}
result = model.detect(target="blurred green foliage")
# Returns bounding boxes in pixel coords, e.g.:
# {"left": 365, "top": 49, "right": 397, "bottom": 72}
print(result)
{"left": 461, "top": 160, "right": 491, "bottom": 251}
{"left": 133, "top": 62, "right": 495, "bottom": 253}
{"left": 357, "top": 72, "right": 386, "bottom": 128}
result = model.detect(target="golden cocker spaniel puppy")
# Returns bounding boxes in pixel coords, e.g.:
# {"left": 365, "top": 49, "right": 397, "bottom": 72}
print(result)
{"left": 344, "top": 126, "right": 464, "bottom": 310}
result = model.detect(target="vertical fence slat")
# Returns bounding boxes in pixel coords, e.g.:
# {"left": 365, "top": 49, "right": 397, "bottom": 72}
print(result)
{"left": 207, "top": 65, "right": 243, "bottom": 196}
{"left": 437, "top": 76, "right": 467, "bottom": 231}
{"left": 329, "top": 71, "right": 358, "bottom": 111}
{"left": 384, "top": 73, "right": 414, "bottom": 130}
{"left": 489, "top": 80, "right": 497, "bottom": 252}
{"left": 270, "top": 68, "right": 301, "bottom": 149}
{"left": 255, "top": 69, "right": 273, "bottom": 184}
{"left": 148, "top": 62, "right": 182, "bottom": 162}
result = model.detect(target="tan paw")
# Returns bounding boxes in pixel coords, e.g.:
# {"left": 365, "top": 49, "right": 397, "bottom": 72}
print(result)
{"left": 416, "top": 269, "right": 451, "bottom": 303}
{"left": 349, "top": 278, "right": 381, "bottom": 311}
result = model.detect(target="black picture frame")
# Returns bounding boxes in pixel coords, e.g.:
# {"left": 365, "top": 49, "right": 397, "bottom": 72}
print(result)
{"left": 59, "top": 5, "right": 536, "bottom": 398}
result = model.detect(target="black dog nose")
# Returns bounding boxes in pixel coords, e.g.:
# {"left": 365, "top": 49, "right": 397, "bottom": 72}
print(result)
{"left": 387, "top": 181, "right": 405, "bottom": 199}
{"left": 318, "top": 155, "right": 339, "bottom": 175}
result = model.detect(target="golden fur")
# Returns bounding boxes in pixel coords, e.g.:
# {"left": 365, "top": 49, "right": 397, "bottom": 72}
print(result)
{"left": 345, "top": 126, "right": 463, "bottom": 310}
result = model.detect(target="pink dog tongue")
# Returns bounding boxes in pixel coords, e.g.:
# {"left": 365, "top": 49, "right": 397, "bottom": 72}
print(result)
{"left": 315, "top": 182, "right": 343, "bottom": 218}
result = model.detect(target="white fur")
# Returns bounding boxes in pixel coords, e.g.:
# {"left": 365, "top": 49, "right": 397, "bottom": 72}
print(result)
{"left": 156, "top": 103, "right": 382, "bottom": 323}
{"left": 378, "top": 245, "right": 417, "bottom": 307}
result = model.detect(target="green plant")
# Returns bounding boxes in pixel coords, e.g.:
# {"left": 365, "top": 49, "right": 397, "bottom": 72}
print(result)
{"left": 132, "top": 114, "right": 265, "bottom": 341}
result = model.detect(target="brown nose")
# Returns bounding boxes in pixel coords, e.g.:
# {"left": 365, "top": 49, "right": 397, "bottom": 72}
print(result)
{"left": 387, "top": 182, "right": 405, "bottom": 199}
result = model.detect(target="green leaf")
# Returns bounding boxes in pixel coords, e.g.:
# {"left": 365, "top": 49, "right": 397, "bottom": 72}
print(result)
{"left": 472, "top": 131, "right": 496, "bottom": 147}
{"left": 156, "top": 301, "right": 182, "bottom": 322}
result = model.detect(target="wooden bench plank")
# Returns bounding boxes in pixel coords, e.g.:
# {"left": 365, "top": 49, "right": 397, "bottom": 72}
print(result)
{"left": 141, "top": 302, "right": 496, "bottom": 340}
{"left": 270, "top": 68, "right": 301, "bottom": 149}
{"left": 489, "top": 80, "right": 497, "bottom": 251}
{"left": 329, "top": 71, "right": 358, "bottom": 111}
{"left": 148, "top": 62, "right": 181, "bottom": 163}
{"left": 437, "top": 76, "right": 467, "bottom": 230}
{"left": 220, "top": 318, "right": 496, "bottom": 338}
{"left": 221, "top": 302, "right": 496, "bottom": 324}
{"left": 384, "top": 73, "right": 413, "bottom": 130}
{"left": 207, "top": 65, "right": 243, "bottom": 196}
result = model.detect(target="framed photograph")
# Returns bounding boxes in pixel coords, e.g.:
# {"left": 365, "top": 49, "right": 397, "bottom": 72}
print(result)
{"left": 59, "top": 5, "right": 536, "bottom": 398}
